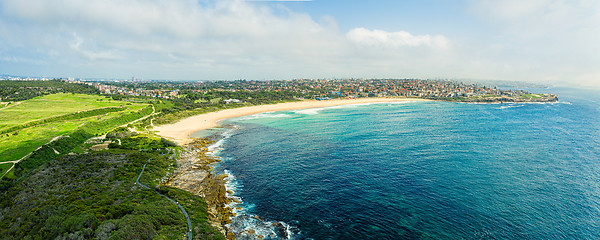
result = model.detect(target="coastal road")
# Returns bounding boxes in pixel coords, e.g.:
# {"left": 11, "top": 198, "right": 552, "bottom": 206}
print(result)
{"left": 136, "top": 164, "right": 193, "bottom": 240}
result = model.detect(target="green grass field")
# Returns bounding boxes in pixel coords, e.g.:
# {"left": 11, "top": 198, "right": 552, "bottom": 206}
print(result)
{"left": 0, "top": 93, "right": 126, "bottom": 130}
{"left": 519, "top": 93, "right": 542, "bottom": 99}
{"left": 0, "top": 93, "right": 149, "bottom": 163}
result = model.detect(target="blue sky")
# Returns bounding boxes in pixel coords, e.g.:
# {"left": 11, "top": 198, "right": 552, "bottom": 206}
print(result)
{"left": 0, "top": 0, "right": 598, "bottom": 87}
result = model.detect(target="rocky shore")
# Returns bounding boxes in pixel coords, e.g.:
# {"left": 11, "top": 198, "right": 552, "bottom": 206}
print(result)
{"left": 167, "top": 138, "right": 236, "bottom": 239}
{"left": 450, "top": 93, "right": 559, "bottom": 103}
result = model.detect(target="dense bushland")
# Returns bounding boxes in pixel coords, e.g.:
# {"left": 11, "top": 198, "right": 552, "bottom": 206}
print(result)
{"left": 0, "top": 132, "right": 224, "bottom": 239}
{"left": 0, "top": 80, "right": 100, "bottom": 101}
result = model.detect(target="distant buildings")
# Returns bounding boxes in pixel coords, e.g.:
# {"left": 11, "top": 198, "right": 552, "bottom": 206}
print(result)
{"left": 54, "top": 78, "right": 536, "bottom": 101}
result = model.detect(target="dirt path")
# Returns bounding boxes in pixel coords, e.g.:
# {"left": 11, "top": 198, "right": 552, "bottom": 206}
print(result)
{"left": 0, "top": 102, "right": 22, "bottom": 111}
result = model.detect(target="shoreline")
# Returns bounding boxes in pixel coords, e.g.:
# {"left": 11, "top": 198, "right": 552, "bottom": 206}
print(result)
{"left": 153, "top": 97, "right": 428, "bottom": 145}
{"left": 156, "top": 97, "right": 427, "bottom": 238}
{"left": 166, "top": 139, "right": 236, "bottom": 239}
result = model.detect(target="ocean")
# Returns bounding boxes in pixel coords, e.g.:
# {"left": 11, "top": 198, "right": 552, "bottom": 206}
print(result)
{"left": 203, "top": 87, "right": 600, "bottom": 239}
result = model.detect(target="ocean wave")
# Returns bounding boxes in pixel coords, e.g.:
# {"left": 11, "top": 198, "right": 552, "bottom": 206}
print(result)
{"left": 490, "top": 101, "right": 570, "bottom": 109}
{"left": 498, "top": 104, "right": 523, "bottom": 109}
{"left": 213, "top": 127, "right": 299, "bottom": 239}
{"left": 236, "top": 113, "right": 293, "bottom": 121}
{"left": 347, "top": 101, "right": 415, "bottom": 107}
{"left": 205, "top": 127, "right": 236, "bottom": 156}
{"left": 556, "top": 101, "right": 571, "bottom": 105}
{"left": 293, "top": 107, "right": 332, "bottom": 115}
{"left": 222, "top": 170, "right": 299, "bottom": 239}
{"left": 292, "top": 104, "right": 369, "bottom": 115}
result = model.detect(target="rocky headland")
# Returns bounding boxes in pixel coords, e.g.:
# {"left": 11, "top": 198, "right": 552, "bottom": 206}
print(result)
{"left": 167, "top": 138, "right": 236, "bottom": 239}
{"left": 448, "top": 93, "right": 559, "bottom": 103}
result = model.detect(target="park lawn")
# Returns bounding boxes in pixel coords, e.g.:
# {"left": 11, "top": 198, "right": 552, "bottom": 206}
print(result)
{"left": 0, "top": 93, "right": 128, "bottom": 130}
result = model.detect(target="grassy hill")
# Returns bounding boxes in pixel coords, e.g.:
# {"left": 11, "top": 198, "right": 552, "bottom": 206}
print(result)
{"left": 0, "top": 93, "right": 129, "bottom": 129}
{"left": 0, "top": 93, "right": 150, "bottom": 172}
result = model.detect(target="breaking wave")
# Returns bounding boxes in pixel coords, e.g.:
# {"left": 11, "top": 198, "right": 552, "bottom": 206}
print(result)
{"left": 210, "top": 127, "right": 300, "bottom": 239}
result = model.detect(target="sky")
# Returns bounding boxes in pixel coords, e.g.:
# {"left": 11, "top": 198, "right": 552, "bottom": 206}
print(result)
{"left": 0, "top": 0, "right": 598, "bottom": 87}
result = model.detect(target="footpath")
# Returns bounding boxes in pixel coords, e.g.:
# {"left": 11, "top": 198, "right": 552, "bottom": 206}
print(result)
{"left": 136, "top": 164, "right": 193, "bottom": 240}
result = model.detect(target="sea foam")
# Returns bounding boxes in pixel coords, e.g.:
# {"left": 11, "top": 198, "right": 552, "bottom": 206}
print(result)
{"left": 212, "top": 128, "right": 299, "bottom": 239}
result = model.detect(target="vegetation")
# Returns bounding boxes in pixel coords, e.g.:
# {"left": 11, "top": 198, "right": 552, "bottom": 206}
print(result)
{"left": 0, "top": 131, "right": 223, "bottom": 239}
{"left": 0, "top": 94, "right": 149, "bottom": 163}
{"left": 0, "top": 79, "right": 99, "bottom": 101}
{"left": 518, "top": 93, "right": 542, "bottom": 99}
{"left": 0, "top": 121, "right": 82, "bottom": 163}
{"left": 0, "top": 87, "right": 224, "bottom": 239}
{"left": 0, "top": 93, "right": 130, "bottom": 130}
{"left": 0, "top": 106, "right": 126, "bottom": 135}
{"left": 0, "top": 164, "right": 11, "bottom": 177}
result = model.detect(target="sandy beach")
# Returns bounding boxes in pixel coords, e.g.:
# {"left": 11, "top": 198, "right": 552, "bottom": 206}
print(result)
{"left": 153, "top": 97, "right": 428, "bottom": 145}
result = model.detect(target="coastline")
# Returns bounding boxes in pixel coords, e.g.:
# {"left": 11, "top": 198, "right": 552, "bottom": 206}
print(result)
{"left": 153, "top": 97, "right": 428, "bottom": 145}
{"left": 157, "top": 97, "right": 427, "bottom": 238}
{"left": 166, "top": 139, "right": 236, "bottom": 239}
{"left": 157, "top": 96, "right": 561, "bottom": 239}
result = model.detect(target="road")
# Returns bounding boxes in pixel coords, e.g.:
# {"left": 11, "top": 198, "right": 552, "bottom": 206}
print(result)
{"left": 136, "top": 164, "right": 193, "bottom": 240}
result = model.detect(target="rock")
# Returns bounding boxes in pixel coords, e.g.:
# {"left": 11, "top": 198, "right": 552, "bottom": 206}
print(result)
{"left": 272, "top": 222, "right": 288, "bottom": 239}
{"left": 166, "top": 138, "right": 236, "bottom": 238}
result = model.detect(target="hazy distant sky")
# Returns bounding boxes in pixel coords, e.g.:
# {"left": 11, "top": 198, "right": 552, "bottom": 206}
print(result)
{"left": 0, "top": 0, "right": 598, "bottom": 87}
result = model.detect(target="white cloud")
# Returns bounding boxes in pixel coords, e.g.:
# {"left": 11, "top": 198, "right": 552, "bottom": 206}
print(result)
{"left": 2, "top": 0, "right": 595, "bottom": 87}
{"left": 463, "top": 0, "right": 600, "bottom": 86}
{"left": 0, "top": 0, "right": 452, "bottom": 80}
{"left": 346, "top": 28, "right": 449, "bottom": 49}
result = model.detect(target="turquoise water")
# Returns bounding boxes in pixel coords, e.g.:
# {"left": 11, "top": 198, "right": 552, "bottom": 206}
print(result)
{"left": 208, "top": 88, "right": 600, "bottom": 239}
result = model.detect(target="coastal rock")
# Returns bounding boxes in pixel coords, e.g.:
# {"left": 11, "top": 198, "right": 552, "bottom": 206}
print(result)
{"left": 272, "top": 222, "right": 288, "bottom": 239}
{"left": 166, "top": 138, "right": 236, "bottom": 239}
{"left": 453, "top": 93, "right": 559, "bottom": 103}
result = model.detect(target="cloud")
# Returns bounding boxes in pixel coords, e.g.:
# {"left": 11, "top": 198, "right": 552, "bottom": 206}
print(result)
{"left": 461, "top": 0, "right": 600, "bottom": 86}
{"left": 0, "top": 0, "right": 451, "bottom": 80}
{"left": 5, "top": 0, "right": 596, "bottom": 88}
{"left": 346, "top": 28, "right": 449, "bottom": 49}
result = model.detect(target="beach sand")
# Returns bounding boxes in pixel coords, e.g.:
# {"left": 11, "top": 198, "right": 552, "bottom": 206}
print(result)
{"left": 153, "top": 97, "right": 427, "bottom": 145}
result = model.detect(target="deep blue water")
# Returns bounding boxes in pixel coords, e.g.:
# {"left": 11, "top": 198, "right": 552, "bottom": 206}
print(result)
{"left": 208, "top": 88, "right": 600, "bottom": 239}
